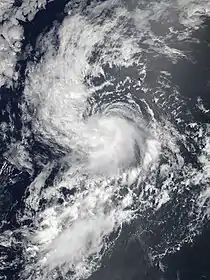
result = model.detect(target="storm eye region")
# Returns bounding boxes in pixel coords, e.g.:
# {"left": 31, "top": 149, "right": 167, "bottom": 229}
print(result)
{"left": 83, "top": 113, "right": 150, "bottom": 175}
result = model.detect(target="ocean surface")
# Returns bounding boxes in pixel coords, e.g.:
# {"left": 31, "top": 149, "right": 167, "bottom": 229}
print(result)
{"left": 0, "top": 1, "right": 210, "bottom": 280}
